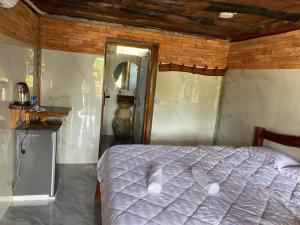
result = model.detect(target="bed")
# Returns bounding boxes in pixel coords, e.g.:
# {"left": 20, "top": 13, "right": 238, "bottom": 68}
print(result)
{"left": 97, "top": 127, "right": 300, "bottom": 225}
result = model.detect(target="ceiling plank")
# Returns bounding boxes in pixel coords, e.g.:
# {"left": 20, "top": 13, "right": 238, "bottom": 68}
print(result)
{"left": 43, "top": 0, "right": 263, "bottom": 33}
{"left": 206, "top": 2, "right": 300, "bottom": 22}
{"left": 30, "top": 0, "right": 300, "bottom": 41}
{"left": 33, "top": 0, "right": 245, "bottom": 38}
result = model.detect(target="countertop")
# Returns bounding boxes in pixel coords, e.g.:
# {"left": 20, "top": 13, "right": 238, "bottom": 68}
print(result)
{"left": 9, "top": 104, "right": 72, "bottom": 129}
{"left": 33, "top": 106, "right": 72, "bottom": 114}
{"left": 15, "top": 121, "right": 62, "bottom": 131}
{"left": 9, "top": 104, "right": 72, "bottom": 114}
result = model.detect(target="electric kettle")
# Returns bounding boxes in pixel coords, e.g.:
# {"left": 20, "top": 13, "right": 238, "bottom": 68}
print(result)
{"left": 14, "top": 82, "right": 30, "bottom": 105}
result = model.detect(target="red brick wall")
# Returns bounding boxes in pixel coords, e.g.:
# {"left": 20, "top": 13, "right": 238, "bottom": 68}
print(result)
{"left": 0, "top": 1, "right": 39, "bottom": 46}
{"left": 40, "top": 17, "right": 230, "bottom": 69}
{"left": 228, "top": 30, "right": 300, "bottom": 69}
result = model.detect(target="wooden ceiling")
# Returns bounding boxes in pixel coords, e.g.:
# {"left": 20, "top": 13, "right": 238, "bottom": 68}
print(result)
{"left": 29, "top": 0, "right": 300, "bottom": 41}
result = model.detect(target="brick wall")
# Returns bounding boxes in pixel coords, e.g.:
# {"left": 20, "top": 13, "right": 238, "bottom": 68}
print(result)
{"left": 0, "top": 1, "right": 39, "bottom": 46}
{"left": 40, "top": 17, "right": 230, "bottom": 69}
{"left": 228, "top": 30, "right": 300, "bottom": 69}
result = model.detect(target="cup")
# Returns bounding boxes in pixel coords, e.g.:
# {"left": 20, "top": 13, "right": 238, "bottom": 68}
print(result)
{"left": 31, "top": 96, "right": 38, "bottom": 106}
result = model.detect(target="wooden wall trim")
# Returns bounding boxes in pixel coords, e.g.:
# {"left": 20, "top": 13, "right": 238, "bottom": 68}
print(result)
{"left": 159, "top": 63, "right": 226, "bottom": 76}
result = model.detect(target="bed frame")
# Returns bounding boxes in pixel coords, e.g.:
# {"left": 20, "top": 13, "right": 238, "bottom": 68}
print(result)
{"left": 95, "top": 127, "right": 300, "bottom": 203}
{"left": 253, "top": 127, "right": 300, "bottom": 148}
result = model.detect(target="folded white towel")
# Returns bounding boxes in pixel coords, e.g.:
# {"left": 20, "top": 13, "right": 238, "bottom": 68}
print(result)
{"left": 191, "top": 167, "right": 220, "bottom": 195}
{"left": 148, "top": 165, "right": 162, "bottom": 194}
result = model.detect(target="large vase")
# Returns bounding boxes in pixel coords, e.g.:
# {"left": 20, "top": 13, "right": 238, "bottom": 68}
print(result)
{"left": 112, "top": 102, "right": 133, "bottom": 138}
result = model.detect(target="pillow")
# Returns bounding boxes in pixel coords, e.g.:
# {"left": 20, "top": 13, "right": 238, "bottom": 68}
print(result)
{"left": 278, "top": 166, "right": 300, "bottom": 182}
{"left": 274, "top": 154, "right": 300, "bottom": 169}
{"left": 246, "top": 146, "right": 276, "bottom": 164}
{"left": 246, "top": 146, "right": 300, "bottom": 169}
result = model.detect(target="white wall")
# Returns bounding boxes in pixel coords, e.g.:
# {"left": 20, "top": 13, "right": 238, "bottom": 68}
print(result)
{"left": 216, "top": 69, "right": 300, "bottom": 161}
{"left": 41, "top": 49, "right": 104, "bottom": 163}
{"left": 151, "top": 71, "right": 222, "bottom": 145}
{"left": 0, "top": 34, "right": 36, "bottom": 219}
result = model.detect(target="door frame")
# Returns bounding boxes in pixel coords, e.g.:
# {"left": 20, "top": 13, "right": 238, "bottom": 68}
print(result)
{"left": 100, "top": 38, "right": 159, "bottom": 146}
{"left": 96, "top": 38, "right": 159, "bottom": 203}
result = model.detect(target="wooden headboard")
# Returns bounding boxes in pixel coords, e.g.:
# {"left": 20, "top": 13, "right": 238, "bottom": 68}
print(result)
{"left": 253, "top": 127, "right": 300, "bottom": 148}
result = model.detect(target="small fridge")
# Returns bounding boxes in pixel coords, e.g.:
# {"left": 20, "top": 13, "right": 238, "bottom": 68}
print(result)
{"left": 14, "top": 121, "right": 61, "bottom": 198}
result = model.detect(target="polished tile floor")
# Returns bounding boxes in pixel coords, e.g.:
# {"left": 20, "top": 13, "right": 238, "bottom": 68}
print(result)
{"left": 0, "top": 164, "right": 101, "bottom": 225}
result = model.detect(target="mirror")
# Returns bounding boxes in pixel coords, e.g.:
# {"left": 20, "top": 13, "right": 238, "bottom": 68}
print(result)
{"left": 113, "top": 61, "right": 138, "bottom": 91}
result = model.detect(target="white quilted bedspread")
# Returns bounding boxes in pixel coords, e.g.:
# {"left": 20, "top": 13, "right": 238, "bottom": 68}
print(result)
{"left": 97, "top": 145, "right": 300, "bottom": 225}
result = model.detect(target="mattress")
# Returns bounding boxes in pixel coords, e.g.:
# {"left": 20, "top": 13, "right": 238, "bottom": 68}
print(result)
{"left": 97, "top": 145, "right": 300, "bottom": 225}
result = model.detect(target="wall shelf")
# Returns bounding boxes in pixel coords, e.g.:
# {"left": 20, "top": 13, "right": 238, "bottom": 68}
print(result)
{"left": 9, "top": 104, "right": 72, "bottom": 129}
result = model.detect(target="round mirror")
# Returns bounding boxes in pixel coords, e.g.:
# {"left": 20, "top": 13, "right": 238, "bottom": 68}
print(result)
{"left": 113, "top": 61, "right": 138, "bottom": 91}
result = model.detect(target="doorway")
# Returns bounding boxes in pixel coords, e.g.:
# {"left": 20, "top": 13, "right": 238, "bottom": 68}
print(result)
{"left": 98, "top": 39, "right": 159, "bottom": 155}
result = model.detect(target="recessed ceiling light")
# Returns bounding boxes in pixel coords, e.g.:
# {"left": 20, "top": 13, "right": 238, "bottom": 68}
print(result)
{"left": 219, "top": 12, "right": 237, "bottom": 19}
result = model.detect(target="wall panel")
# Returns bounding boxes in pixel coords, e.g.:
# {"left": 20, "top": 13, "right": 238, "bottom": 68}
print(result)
{"left": 41, "top": 49, "right": 103, "bottom": 163}
{"left": 151, "top": 71, "right": 222, "bottom": 145}
{"left": 216, "top": 69, "right": 300, "bottom": 161}
{"left": 0, "top": 34, "right": 36, "bottom": 218}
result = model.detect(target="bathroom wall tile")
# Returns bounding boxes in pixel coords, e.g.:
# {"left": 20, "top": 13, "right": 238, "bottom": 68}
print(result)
{"left": 216, "top": 69, "right": 300, "bottom": 161}
{"left": 151, "top": 71, "right": 222, "bottom": 145}
{"left": 0, "top": 34, "right": 36, "bottom": 219}
{"left": 41, "top": 49, "right": 104, "bottom": 163}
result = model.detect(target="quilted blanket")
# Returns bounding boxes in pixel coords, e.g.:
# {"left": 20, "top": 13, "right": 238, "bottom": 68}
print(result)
{"left": 97, "top": 145, "right": 300, "bottom": 225}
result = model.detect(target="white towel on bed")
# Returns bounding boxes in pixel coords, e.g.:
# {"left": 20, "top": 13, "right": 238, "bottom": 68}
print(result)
{"left": 148, "top": 165, "right": 162, "bottom": 194}
{"left": 191, "top": 167, "right": 220, "bottom": 195}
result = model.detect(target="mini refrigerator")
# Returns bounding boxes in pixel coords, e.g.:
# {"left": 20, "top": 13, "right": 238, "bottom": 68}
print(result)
{"left": 14, "top": 121, "right": 61, "bottom": 198}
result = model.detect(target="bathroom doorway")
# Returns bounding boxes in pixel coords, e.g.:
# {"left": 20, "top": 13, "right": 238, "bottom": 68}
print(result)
{"left": 98, "top": 39, "right": 159, "bottom": 155}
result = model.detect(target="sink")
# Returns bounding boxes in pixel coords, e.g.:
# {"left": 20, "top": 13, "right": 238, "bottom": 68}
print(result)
{"left": 117, "top": 95, "right": 134, "bottom": 105}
